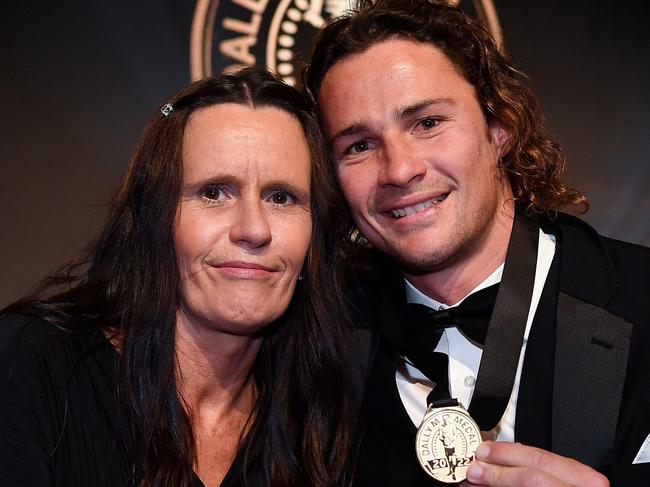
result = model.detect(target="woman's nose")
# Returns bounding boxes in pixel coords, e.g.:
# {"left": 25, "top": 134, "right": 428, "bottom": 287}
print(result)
{"left": 229, "top": 198, "right": 272, "bottom": 249}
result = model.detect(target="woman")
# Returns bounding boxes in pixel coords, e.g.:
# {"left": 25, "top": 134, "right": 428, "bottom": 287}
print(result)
{"left": 0, "top": 67, "right": 352, "bottom": 486}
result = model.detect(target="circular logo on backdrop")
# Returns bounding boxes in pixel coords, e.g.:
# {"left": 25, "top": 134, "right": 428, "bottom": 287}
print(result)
{"left": 190, "top": 0, "right": 503, "bottom": 86}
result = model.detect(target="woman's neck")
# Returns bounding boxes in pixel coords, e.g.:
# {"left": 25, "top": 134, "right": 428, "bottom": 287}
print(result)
{"left": 174, "top": 311, "right": 261, "bottom": 419}
{"left": 174, "top": 312, "right": 263, "bottom": 487}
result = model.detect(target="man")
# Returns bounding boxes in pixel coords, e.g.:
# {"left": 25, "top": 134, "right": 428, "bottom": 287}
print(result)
{"left": 304, "top": 0, "right": 650, "bottom": 485}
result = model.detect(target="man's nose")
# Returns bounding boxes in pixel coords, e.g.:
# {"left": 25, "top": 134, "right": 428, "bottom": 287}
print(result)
{"left": 229, "top": 198, "right": 272, "bottom": 249}
{"left": 377, "top": 135, "right": 427, "bottom": 187}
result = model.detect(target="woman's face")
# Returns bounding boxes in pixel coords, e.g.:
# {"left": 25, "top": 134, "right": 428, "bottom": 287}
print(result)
{"left": 174, "top": 103, "right": 312, "bottom": 336}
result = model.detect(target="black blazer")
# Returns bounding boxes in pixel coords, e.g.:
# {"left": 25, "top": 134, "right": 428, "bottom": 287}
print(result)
{"left": 350, "top": 214, "right": 650, "bottom": 486}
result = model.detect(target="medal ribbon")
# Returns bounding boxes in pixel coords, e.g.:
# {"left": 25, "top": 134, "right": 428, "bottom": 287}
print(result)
{"left": 468, "top": 211, "right": 538, "bottom": 429}
{"left": 379, "top": 210, "right": 539, "bottom": 430}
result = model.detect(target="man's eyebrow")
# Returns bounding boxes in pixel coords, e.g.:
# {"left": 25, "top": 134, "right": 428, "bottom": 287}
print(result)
{"left": 329, "top": 98, "right": 456, "bottom": 145}
{"left": 395, "top": 98, "right": 455, "bottom": 120}
{"left": 329, "top": 121, "right": 371, "bottom": 146}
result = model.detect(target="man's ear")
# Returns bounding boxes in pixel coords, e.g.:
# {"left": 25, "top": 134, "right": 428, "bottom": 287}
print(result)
{"left": 488, "top": 122, "right": 511, "bottom": 160}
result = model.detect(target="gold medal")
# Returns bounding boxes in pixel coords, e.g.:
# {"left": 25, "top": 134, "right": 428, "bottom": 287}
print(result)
{"left": 415, "top": 403, "right": 482, "bottom": 483}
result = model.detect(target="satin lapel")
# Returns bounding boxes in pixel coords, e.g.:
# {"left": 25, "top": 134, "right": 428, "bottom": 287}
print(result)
{"left": 514, "top": 246, "right": 559, "bottom": 449}
{"left": 543, "top": 215, "right": 632, "bottom": 469}
{"left": 552, "top": 293, "right": 632, "bottom": 470}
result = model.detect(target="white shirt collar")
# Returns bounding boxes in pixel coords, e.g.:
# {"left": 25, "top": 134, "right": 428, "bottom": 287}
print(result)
{"left": 404, "top": 263, "right": 505, "bottom": 310}
{"left": 396, "top": 230, "right": 557, "bottom": 436}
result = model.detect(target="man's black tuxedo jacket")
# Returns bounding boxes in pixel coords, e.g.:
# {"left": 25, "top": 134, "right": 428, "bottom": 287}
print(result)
{"left": 350, "top": 214, "right": 650, "bottom": 486}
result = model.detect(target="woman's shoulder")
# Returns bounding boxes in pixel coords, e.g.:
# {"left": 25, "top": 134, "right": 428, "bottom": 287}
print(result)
{"left": 0, "top": 312, "right": 64, "bottom": 342}
{"left": 0, "top": 313, "right": 62, "bottom": 365}
{"left": 0, "top": 315, "right": 130, "bottom": 484}
{"left": 1, "top": 312, "right": 76, "bottom": 358}
{"left": 0, "top": 313, "right": 111, "bottom": 387}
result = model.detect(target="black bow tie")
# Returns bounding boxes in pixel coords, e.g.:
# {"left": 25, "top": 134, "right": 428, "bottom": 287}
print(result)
{"left": 402, "top": 283, "right": 500, "bottom": 354}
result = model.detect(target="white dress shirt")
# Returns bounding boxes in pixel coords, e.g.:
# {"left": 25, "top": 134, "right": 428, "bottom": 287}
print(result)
{"left": 396, "top": 229, "right": 556, "bottom": 441}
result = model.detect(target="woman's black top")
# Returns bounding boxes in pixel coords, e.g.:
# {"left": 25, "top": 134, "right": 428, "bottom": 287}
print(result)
{"left": 0, "top": 314, "right": 238, "bottom": 487}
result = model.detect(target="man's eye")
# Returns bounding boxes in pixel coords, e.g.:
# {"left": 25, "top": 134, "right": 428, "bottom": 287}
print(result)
{"left": 268, "top": 191, "right": 295, "bottom": 205}
{"left": 417, "top": 117, "right": 440, "bottom": 131}
{"left": 201, "top": 184, "right": 226, "bottom": 201}
{"left": 349, "top": 140, "right": 371, "bottom": 154}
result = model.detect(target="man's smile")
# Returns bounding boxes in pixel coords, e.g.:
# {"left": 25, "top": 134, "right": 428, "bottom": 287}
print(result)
{"left": 389, "top": 193, "right": 449, "bottom": 219}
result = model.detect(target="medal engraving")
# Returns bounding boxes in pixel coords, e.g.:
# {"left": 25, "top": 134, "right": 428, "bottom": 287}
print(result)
{"left": 415, "top": 405, "right": 482, "bottom": 483}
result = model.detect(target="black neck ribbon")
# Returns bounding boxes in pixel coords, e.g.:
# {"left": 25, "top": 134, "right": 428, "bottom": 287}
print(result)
{"left": 378, "top": 211, "right": 540, "bottom": 430}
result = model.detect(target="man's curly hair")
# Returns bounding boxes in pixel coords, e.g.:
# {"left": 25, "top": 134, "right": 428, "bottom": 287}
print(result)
{"left": 304, "top": 0, "right": 587, "bottom": 217}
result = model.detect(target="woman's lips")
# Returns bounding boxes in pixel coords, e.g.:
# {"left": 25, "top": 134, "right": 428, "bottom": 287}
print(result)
{"left": 212, "top": 261, "right": 278, "bottom": 278}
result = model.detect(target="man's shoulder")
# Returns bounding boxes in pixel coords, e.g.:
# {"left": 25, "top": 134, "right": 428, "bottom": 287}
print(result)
{"left": 551, "top": 212, "right": 648, "bottom": 271}
{"left": 553, "top": 211, "right": 648, "bottom": 253}
{"left": 547, "top": 212, "right": 650, "bottom": 321}
{"left": 599, "top": 234, "right": 650, "bottom": 270}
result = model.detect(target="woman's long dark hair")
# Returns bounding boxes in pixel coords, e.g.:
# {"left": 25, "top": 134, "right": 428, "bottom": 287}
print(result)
{"left": 2, "top": 67, "right": 353, "bottom": 486}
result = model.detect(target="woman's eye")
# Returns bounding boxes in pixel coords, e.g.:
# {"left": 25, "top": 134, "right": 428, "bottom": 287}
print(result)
{"left": 268, "top": 191, "right": 295, "bottom": 206}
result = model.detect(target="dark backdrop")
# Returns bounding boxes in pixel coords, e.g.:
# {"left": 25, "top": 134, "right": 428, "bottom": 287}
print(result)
{"left": 1, "top": 0, "right": 649, "bottom": 306}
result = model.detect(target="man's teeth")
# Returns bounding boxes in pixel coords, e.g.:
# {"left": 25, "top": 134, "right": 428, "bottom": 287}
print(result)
{"left": 391, "top": 194, "right": 448, "bottom": 218}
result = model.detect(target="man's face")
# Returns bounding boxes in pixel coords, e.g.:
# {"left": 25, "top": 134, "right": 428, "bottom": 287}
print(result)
{"left": 318, "top": 39, "right": 513, "bottom": 277}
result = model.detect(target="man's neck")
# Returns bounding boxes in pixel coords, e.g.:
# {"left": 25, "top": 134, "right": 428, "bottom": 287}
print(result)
{"left": 404, "top": 207, "right": 514, "bottom": 305}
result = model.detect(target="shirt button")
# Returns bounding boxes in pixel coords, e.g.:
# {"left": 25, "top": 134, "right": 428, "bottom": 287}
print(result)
{"left": 464, "top": 376, "right": 476, "bottom": 387}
